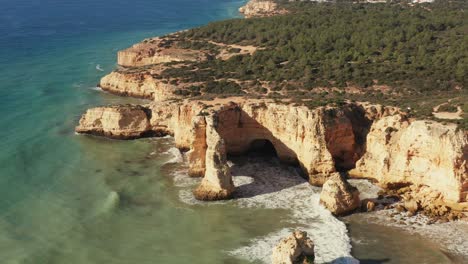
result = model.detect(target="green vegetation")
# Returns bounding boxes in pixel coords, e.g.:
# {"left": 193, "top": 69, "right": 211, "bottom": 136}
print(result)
{"left": 160, "top": 1, "right": 467, "bottom": 128}
{"left": 178, "top": 1, "right": 466, "bottom": 90}
{"left": 437, "top": 104, "right": 459, "bottom": 113}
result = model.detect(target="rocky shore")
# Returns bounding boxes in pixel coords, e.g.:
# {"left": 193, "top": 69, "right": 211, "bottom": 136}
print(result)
{"left": 74, "top": 0, "right": 467, "bottom": 261}
{"left": 76, "top": 98, "right": 468, "bottom": 219}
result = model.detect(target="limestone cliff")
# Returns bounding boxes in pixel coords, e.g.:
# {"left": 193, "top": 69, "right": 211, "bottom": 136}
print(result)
{"left": 213, "top": 102, "right": 360, "bottom": 185}
{"left": 350, "top": 115, "right": 468, "bottom": 204}
{"left": 117, "top": 37, "right": 208, "bottom": 67}
{"left": 100, "top": 71, "right": 176, "bottom": 100}
{"left": 193, "top": 115, "right": 235, "bottom": 200}
{"left": 75, "top": 100, "right": 468, "bottom": 213}
{"left": 75, "top": 105, "right": 152, "bottom": 139}
{"left": 239, "top": 0, "right": 287, "bottom": 18}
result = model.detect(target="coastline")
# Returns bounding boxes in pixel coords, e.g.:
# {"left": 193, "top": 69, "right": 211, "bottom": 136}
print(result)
{"left": 162, "top": 147, "right": 467, "bottom": 263}
{"left": 74, "top": 0, "right": 468, "bottom": 263}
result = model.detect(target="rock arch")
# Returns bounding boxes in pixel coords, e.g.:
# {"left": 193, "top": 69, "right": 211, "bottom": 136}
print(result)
{"left": 191, "top": 102, "right": 372, "bottom": 200}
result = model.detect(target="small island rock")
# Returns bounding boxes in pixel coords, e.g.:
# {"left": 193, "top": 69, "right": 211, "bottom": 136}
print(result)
{"left": 272, "top": 230, "right": 315, "bottom": 264}
{"left": 320, "top": 173, "right": 360, "bottom": 216}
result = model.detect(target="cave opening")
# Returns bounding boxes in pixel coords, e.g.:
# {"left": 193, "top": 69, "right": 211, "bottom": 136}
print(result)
{"left": 246, "top": 139, "right": 278, "bottom": 158}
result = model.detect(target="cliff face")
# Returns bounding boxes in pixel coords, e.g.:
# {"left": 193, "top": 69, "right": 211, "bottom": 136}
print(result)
{"left": 214, "top": 103, "right": 363, "bottom": 185}
{"left": 193, "top": 115, "right": 235, "bottom": 200}
{"left": 75, "top": 105, "right": 152, "bottom": 139}
{"left": 100, "top": 71, "right": 176, "bottom": 100}
{"left": 117, "top": 37, "right": 208, "bottom": 67}
{"left": 75, "top": 100, "right": 468, "bottom": 210}
{"left": 239, "top": 0, "right": 286, "bottom": 18}
{"left": 350, "top": 115, "right": 468, "bottom": 204}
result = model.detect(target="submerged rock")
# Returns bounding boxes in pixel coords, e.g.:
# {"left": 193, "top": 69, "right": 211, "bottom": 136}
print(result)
{"left": 320, "top": 173, "right": 360, "bottom": 216}
{"left": 272, "top": 230, "right": 315, "bottom": 264}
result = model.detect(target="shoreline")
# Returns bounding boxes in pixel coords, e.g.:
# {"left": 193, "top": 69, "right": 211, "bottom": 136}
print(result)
{"left": 75, "top": 0, "right": 467, "bottom": 263}
{"left": 161, "top": 145, "right": 467, "bottom": 263}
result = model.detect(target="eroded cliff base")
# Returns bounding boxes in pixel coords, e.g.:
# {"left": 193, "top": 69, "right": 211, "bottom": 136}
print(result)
{"left": 75, "top": 98, "right": 468, "bottom": 220}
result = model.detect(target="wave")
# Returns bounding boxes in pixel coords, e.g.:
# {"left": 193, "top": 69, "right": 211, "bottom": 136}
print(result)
{"left": 162, "top": 147, "right": 184, "bottom": 164}
{"left": 96, "top": 64, "right": 104, "bottom": 71}
{"left": 89, "top": 86, "right": 103, "bottom": 91}
{"left": 359, "top": 205, "right": 468, "bottom": 257}
{"left": 178, "top": 158, "right": 358, "bottom": 264}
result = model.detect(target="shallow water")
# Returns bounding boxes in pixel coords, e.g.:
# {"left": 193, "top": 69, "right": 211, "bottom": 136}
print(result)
{"left": 0, "top": 0, "right": 467, "bottom": 263}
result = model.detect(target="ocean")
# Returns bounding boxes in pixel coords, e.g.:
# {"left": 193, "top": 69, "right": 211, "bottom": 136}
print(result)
{"left": 0, "top": 0, "right": 464, "bottom": 263}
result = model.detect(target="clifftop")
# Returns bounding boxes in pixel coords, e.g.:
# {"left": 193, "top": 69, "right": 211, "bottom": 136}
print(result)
{"left": 239, "top": 0, "right": 288, "bottom": 18}
{"left": 77, "top": 0, "right": 467, "bottom": 221}
{"left": 97, "top": 1, "right": 467, "bottom": 128}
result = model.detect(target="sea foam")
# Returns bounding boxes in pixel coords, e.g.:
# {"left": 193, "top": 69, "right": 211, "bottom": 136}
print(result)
{"left": 177, "top": 158, "right": 357, "bottom": 263}
{"left": 163, "top": 147, "right": 184, "bottom": 164}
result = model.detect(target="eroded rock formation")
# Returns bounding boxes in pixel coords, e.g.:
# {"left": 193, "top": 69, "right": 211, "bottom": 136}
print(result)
{"left": 117, "top": 37, "right": 208, "bottom": 67}
{"left": 239, "top": 0, "right": 287, "bottom": 18}
{"left": 193, "top": 116, "right": 235, "bottom": 200}
{"left": 75, "top": 99, "right": 468, "bottom": 215}
{"left": 100, "top": 71, "right": 176, "bottom": 100}
{"left": 75, "top": 105, "right": 152, "bottom": 139}
{"left": 350, "top": 115, "right": 468, "bottom": 204}
{"left": 271, "top": 230, "right": 315, "bottom": 264}
{"left": 319, "top": 173, "right": 360, "bottom": 215}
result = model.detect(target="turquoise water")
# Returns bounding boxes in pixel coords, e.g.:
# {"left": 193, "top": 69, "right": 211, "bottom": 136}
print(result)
{"left": 0, "top": 1, "right": 258, "bottom": 263}
{"left": 0, "top": 0, "right": 463, "bottom": 263}
{"left": 0, "top": 0, "right": 244, "bottom": 213}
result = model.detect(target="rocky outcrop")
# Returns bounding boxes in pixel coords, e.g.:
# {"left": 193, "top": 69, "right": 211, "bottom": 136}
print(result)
{"left": 75, "top": 100, "right": 468, "bottom": 212}
{"left": 350, "top": 115, "right": 468, "bottom": 204}
{"left": 213, "top": 102, "right": 380, "bottom": 185}
{"left": 193, "top": 116, "right": 234, "bottom": 200}
{"left": 319, "top": 173, "right": 360, "bottom": 215}
{"left": 75, "top": 105, "right": 152, "bottom": 139}
{"left": 239, "top": 0, "right": 287, "bottom": 18}
{"left": 117, "top": 37, "right": 208, "bottom": 67}
{"left": 100, "top": 71, "right": 176, "bottom": 100}
{"left": 272, "top": 230, "right": 315, "bottom": 264}
{"left": 187, "top": 116, "right": 208, "bottom": 177}
{"left": 387, "top": 185, "right": 466, "bottom": 220}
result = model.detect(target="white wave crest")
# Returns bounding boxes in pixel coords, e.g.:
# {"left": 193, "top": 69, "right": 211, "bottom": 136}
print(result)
{"left": 89, "top": 86, "right": 103, "bottom": 91}
{"left": 178, "top": 158, "right": 357, "bottom": 263}
{"left": 163, "top": 147, "right": 184, "bottom": 164}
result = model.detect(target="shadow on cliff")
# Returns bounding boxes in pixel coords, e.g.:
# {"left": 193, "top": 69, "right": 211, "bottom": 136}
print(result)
{"left": 217, "top": 105, "right": 375, "bottom": 198}
{"left": 216, "top": 106, "right": 309, "bottom": 198}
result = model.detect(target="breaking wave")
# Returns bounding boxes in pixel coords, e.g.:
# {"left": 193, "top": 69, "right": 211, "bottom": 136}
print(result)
{"left": 178, "top": 158, "right": 358, "bottom": 264}
{"left": 162, "top": 147, "right": 184, "bottom": 164}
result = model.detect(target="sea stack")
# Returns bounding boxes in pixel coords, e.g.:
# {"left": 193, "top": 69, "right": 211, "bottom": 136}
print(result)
{"left": 319, "top": 173, "right": 360, "bottom": 216}
{"left": 272, "top": 230, "right": 315, "bottom": 264}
